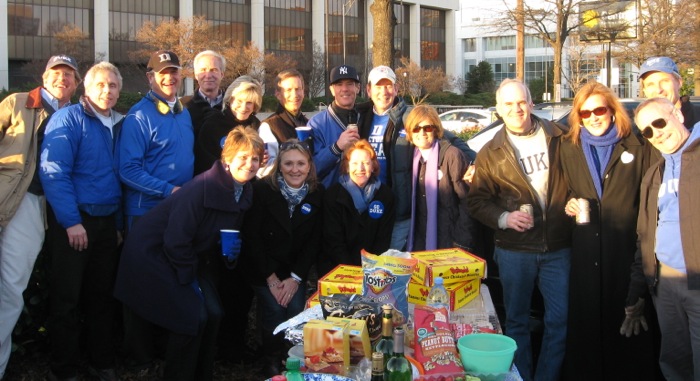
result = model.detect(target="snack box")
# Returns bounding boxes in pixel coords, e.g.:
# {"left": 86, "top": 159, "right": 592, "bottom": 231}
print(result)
{"left": 303, "top": 319, "right": 350, "bottom": 375}
{"left": 318, "top": 264, "right": 363, "bottom": 296}
{"left": 407, "top": 278, "right": 481, "bottom": 311}
{"left": 326, "top": 316, "right": 371, "bottom": 365}
{"left": 410, "top": 248, "right": 487, "bottom": 286}
{"left": 306, "top": 290, "right": 320, "bottom": 309}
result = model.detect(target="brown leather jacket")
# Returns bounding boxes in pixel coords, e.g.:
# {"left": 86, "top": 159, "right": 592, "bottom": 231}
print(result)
{"left": 467, "top": 116, "right": 572, "bottom": 253}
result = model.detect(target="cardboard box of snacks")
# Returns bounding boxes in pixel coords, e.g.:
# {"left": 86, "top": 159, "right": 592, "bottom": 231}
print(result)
{"left": 407, "top": 278, "right": 481, "bottom": 310}
{"left": 411, "top": 248, "right": 487, "bottom": 286}
{"left": 318, "top": 265, "right": 363, "bottom": 296}
{"left": 306, "top": 290, "right": 320, "bottom": 309}
{"left": 326, "top": 317, "right": 371, "bottom": 365}
{"left": 303, "top": 319, "right": 350, "bottom": 375}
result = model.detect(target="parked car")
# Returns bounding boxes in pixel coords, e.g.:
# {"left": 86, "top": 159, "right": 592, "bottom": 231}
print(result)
{"left": 531, "top": 102, "right": 572, "bottom": 121}
{"left": 438, "top": 109, "right": 492, "bottom": 132}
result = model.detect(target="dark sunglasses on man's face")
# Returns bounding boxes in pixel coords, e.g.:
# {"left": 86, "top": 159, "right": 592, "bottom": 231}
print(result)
{"left": 641, "top": 118, "right": 668, "bottom": 139}
{"left": 412, "top": 125, "right": 437, "bottom": 134}
{"left": 579, "top": 106, "right": 609, "bottom": 119}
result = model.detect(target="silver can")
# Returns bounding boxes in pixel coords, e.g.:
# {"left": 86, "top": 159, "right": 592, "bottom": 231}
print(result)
{"left": 576, "top": 198, "right": 590, "bottom": 225}
{"left": 519, "top": 204, "right": 534, "bottom": 228}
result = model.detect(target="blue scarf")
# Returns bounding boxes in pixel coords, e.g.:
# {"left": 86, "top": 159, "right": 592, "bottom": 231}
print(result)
{"left": 277, "top": 174, "right": 308, "bottom": 217}
{"left": 339, "top": 174, "right": 381, "bottom": 214}
{"left": 580, "top": 124, "right": 620, "bottom": 199}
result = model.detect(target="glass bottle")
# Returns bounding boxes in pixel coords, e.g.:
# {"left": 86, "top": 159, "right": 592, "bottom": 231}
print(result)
{"left": 373, "top": 304, "right": 394, "bottom": 368}
{"left": 371, "top": 351, "right": 385, "bottom": 381}
{"left": 385, "top": 328, "right": 412, "bottom": 381}
{"left": 426, "top": 276, "right": 450, "bottom": 319}
{"left": 284, "top": 357, "right": 304, "bottom": 381}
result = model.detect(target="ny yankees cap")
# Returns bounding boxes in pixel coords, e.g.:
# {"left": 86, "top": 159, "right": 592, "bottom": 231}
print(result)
{"left": 330, "top": 65, "right": 360, "bottom": 84}
{"left": 147, "top": 50, "right": 181, "bottom": 73}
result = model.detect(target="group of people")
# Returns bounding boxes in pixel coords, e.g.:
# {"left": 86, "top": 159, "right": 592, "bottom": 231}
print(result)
{"left": 0, "top": 48, "right": 697, "bottom": 381}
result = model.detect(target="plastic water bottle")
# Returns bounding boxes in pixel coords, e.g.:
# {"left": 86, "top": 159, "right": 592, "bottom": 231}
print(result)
{"left": 426, "top": 277, "right": 450, "bottom": 317}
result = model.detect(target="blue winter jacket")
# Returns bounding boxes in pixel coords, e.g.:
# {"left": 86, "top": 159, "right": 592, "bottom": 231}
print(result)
{"left": 309, "top": 108, "right": 346, "bottom": 188}
{"left": 119, "top": 91, "right": 194, "bottom": 216}
{"left": 39, "top": 97, "right": 123, "bottom": 229}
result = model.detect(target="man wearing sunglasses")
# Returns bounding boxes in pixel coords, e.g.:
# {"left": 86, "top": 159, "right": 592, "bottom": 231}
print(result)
{"left": 467, "top": 79, "right": 572, "bottom": 381}
{"left": 639, "top": 56, "right": 697, "bottom": 130}
{"left": 629, "top": 97, "right": 700, "bottom": 381}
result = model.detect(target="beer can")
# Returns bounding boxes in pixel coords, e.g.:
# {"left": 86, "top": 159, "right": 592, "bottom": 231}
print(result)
{"left": 576, "top": 198, "right": 590, "bottom": 225}
{"left": 519, "top": 204, "right": 534, "bottom": 228}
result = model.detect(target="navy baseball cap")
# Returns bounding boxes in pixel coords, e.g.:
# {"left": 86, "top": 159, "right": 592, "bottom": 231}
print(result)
{"left": 45, "top": 55, "right": 78, "bottom": 72}
{"left": 639, "top": 57, "right": 680, "bottom": 79}
{"left": 330, "top": 65, "right": 360, "bottom": 84}
{"left": 147, "top": 50, "right": 181, "bottom": 73}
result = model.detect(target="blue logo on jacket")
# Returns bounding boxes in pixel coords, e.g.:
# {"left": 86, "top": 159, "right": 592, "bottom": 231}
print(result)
{"left": 368, "top": 201, "right": 384, "bottom": 219}
{"left": 301, "top": 203, "right": 312, "bottom": 214}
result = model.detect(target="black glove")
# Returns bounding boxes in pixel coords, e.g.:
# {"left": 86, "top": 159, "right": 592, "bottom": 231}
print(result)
{"left": 620, "top": 297, "right": 648, "bottom": 337}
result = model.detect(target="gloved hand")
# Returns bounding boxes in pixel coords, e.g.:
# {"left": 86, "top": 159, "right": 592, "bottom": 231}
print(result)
{"left": 620, "top": 297, "right": 648, "bottom": 337}
{"left": 191, "top": 279, "right": 204, "bottom": 301}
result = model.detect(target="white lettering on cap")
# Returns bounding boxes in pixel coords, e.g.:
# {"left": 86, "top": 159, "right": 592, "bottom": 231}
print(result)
{"left": 340, "top": 66, "right": 348, "bottom": 74}
{"left": 159, "top": 53, "right": 172, "bottom": 62}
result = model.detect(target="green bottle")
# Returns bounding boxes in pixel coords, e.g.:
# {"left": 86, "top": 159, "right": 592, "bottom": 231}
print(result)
{"left": 385, "top": 328, "right": 411, "bottom": 381}
{"left": 284, "top": 357, "right": 304, "bottom": 381}
{"left": 373, "top": 305, "right": 394, "bottom": 368}
{"left": 371, "top": 352, "right": 385, "bottom": 381}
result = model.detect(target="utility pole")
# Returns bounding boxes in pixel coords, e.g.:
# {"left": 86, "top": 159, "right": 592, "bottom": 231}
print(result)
{"left": 516, "top": 0, "right": 524, "bottom": 81}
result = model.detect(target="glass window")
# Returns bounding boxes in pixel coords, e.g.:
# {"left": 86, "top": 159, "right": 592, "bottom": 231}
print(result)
{"left": 420, "top": 7, "right": 446, "bottom": 70}
{"left": 463, "top": 38, "right": 476, "bottom": 53}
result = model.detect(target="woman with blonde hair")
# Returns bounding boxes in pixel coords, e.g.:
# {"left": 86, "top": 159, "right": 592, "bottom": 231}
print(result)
{"left": 404, "top": 105, "right": 474, "bottom": 252}
{"left": 560, "top": 81, "right": 659, "bottom": 380}
{"left": 195, "top": 75, "right": 263, "bottom": 174}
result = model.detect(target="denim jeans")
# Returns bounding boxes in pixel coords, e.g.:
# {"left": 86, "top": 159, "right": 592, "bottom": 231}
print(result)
{"left": 494, "top": 247, "right": 570, "bottom": 381}
{"left": 252, "top": 284, "right": 306, "bottom": 334}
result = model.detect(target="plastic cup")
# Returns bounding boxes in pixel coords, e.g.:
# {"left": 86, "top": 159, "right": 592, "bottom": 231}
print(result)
{"left": 295, "top": 126, "right": 312, "bottom": 141}
{"left": 220, "top": 229, "right": 240, "bottom": 259}
{"left": 457, "top": 333, "right": 517, "bottom": 375}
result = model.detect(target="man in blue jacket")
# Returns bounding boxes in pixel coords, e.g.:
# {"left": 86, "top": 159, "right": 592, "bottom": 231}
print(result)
{"left": 118, "top": 50, "right": 194, "bottom": 373}
{"left": 40, "top": 61, "right": 124, "bottom": 381}
{"left": 310, "top": 64, "right": 362, "bottom": 188}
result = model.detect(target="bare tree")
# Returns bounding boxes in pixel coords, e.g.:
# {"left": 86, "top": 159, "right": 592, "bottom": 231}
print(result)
{"left": 305, "top": 41, "right": 327, "bottom": 98}
{"left": 395, "top": 57, "right": 449, "bottom": 105}
{"left": 564, "top": 34, "right": 600, "bottom": 94}
{"left": 370, "top": 0, "right": 395, "bottom": 68}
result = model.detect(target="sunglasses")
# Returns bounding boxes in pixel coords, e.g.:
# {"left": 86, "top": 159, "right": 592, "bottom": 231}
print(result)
{"left": 640, "top": 118, "right": 668, "bottom": 139}
{"left": 412, "top": 125, "right": 437, "bottom": 134}
{"left": 579, "top": 106, "right": 609, "bottom": 119}
{"left": 280, "top": 140, "right": 311, "bottom": 152}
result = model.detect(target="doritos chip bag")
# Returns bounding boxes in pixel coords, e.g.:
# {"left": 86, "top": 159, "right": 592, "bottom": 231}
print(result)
{"left": 361, "top": 250, "right": 418, "bottom": 326}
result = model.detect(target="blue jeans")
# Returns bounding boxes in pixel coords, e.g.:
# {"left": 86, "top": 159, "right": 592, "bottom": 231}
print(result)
{"left": 494, "top": 247, "right": 570, "bottom": 381}
{"left": 252, "top": 284, "right": 306, "bottom": 334}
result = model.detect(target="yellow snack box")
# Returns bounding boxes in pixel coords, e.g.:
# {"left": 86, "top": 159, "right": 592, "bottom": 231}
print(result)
{"left": 327, "top": 317, "right": 371, "bottom": 365}
{"left": 407, "top": 278, "right": 481, "bottom": 310}
{"left": 303, "top": 319, "right": 350, "bottom": 375}
{"left": 410, "top": 248, "right": 487, "bottom": 286}
{"left": 318, "top": 264, "right": 363, "bottom": 296}
{"left": 306, "top": 290, "right": 320, "bottom": 309}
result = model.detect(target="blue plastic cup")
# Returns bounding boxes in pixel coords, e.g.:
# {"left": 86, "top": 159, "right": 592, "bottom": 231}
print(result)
{"left": 220, "top": 229, "right": 240, "bottom": 258}
{"left": 295, "top": 127, "right": 312, "bottom": 141}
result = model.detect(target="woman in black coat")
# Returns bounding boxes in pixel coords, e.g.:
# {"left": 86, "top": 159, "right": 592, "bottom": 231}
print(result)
{"left": 114, "top": 127, "right": 263, "bottom": 381}
{"left": 319, "top": 139, "right": 396, "bottom": 276}
{"left": 560, "top": 82, "right": 660, "bottom": 380}
{"left": 194, "top": 76, "right": 262, "bottom": 175}
{"left": 239, "top": 139, "right": 324, "bottom": 377}
{"left": 404, "top": 105, "right": 475, "bottom": 252}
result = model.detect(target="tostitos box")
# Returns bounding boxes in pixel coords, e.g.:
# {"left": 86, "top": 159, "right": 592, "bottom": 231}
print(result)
{"left": 407, "top": 278, "right": 481, "bottom": 310}
{"left": 318, "top": 265, "right": 363, "bottom": 296}
{"left": 410, "top": 248, "right": 487, "bottom": 286}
